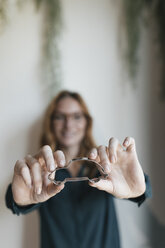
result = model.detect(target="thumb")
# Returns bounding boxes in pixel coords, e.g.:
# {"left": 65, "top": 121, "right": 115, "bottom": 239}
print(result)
{"left": 47, "top": 183, "right": 65, "bottom": 197}
{"left": 89, "top": 178, "right": 113, "bottom": 194}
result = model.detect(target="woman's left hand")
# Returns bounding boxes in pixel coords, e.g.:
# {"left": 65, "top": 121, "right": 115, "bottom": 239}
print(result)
{"left": 88, "top": 137, "right": 146, "bottom": 199}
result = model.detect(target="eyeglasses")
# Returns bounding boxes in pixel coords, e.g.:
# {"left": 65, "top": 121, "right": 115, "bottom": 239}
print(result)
{"left": 52, "top": 112, "right": 85, "bottom": 123}
{"left": 48, "top": 157, "right": 108, "bottom": 185}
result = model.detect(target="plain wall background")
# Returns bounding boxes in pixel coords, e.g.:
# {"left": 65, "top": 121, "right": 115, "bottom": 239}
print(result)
{"left": 0, "top": 0, "right": 165, "bottom": 247}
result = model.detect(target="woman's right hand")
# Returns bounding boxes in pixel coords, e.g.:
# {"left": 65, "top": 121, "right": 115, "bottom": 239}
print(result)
{"left": 12, "top": 145, "right": 66, "bottom": 206}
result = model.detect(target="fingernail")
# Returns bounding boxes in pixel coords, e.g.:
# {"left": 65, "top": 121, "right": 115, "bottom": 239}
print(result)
{"left": 50, "top": 164, "right": 55, "bottom": 171}
{"left": 89, "top": 182, "right": 95, "bottom": 186}
{"left": 36, "top": 187, "right": 41, "bottom": 195}
{"left": 105, "top": 165, "right": 111, "bottom": 173}
{"left": 111, "top": 155, "right": 116, "bottom": 163}
{"left": 49, "top": 172, "right": 55, "bottom": 180}
{"left": 90, "top": 153, "right": 95, "bottom": 158}
{"left": 124, "top": 141, "right": 129, "bottom": 146}
{"left": 27, "top": 184, "right": 32, "bottom": 189}
{"left": 91, "top": 178, "right": 99, "bottom": 183}
{"left": 59, "top": 160, "right": 65, "bottom": 166}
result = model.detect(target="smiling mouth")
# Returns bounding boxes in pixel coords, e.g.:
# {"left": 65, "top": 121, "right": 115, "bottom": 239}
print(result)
{"left": 62, "top": 132, "right": 75, "bottom": 138}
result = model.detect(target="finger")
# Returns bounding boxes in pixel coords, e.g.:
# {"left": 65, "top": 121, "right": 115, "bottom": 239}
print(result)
{"left": 88, "top": 148, "right": 98, "bottom": 160}
{"left": 43, "top": 170, "right": 53, "bottom": 187}
{"left": 54, "top": 150, "right": 66, "bottom": 167}
{"left": 36, "top": 145, "right": 56, "bottom": 172}
{"left": 98, "top": 145, "right": 111, "bottom": 173}
{"left": 108, "top": 137, "right": 120, "bottom": 163}
{"left": 47, "top": 182, "right": 65, "bottom": 197}
{"left": 25, "top": 155, "right": 42, "bottom": 195}
{"left": 47, "top": 171, "right": 55, "bottom": 182}
{"left": 14, "top": 160, "right": 32, "bottom": 188}
{"left": 123, "top": 137, "right": 136, "bottom": 152}
{"left": 89, "top": 178, "right": 113, "bottom": 194}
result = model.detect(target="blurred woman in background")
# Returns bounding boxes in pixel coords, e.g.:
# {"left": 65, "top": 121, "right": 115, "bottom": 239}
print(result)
{"left": 6, "top": 90, "right": 151, "bottom": 248}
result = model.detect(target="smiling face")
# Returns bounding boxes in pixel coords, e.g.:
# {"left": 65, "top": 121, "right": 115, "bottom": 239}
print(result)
{"left": 52, "top": 97, "right": 87, "bottom": 149}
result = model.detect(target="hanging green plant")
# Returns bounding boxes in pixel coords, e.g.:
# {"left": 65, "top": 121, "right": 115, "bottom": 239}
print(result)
{"left": 153, "top": 0, "right": 165, "bottom": 99}
{"left": 34, "top": 0, "right": 63, "bottom": 96}
{"left": 122, "top": 0, "right": 146, "bottom": 79}
{"left": 122, "top": 0, "right": 165, "bottom": 99}
{"left": 1, "top": 0, "right": 165, "bottom": 98}
{"left": 0, "top": 0, "right": 8, "bottom": 30}
{"left": 0, "top": 0, "right": 63, "bottom": 97}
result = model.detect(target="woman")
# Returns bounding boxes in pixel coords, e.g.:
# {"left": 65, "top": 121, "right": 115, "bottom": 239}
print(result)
{"left": 6, "top": 90, "right": 151, "bottom": 248}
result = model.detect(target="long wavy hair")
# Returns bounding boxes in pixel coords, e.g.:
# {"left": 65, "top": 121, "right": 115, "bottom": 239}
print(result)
{"left": 40, "top": 90, "right": 96, "bottom": 157}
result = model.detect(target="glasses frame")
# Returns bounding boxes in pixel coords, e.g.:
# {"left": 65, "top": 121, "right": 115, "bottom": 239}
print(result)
{"left": 51, "top": 112, "right": 85, "bottom": 123}
{"left": 48, "top": 157, "right": 109, "bottom": 185}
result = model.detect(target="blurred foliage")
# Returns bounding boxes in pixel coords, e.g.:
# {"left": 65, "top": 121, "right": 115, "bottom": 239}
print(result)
{"left": 0, "top": 0, "right": 62, "bottom": 96}
{"left": 1, "top": 0, "right": 165, "bottom": 98}
{"left": 123, "top": 0, "right": 165, "bottom": 99}
{"left": 0, "top": 0, "right": 8, "bottom": 28}
{"left": 35, "top": 0, "right": 63, "bottom": 96}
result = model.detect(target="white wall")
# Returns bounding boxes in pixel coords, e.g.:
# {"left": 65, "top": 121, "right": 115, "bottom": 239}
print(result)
{"left": 0, "top": 0, "right": 165, "bottom": 247}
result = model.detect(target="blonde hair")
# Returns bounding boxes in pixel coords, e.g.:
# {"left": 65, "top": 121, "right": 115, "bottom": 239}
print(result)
{"left": 40, "top": 90, "right": 96, "bottom": 156}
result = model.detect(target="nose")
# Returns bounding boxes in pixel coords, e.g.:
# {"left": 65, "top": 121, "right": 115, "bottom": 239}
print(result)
{"left": 64, "top": 116, "right": 74, "bottom": 129}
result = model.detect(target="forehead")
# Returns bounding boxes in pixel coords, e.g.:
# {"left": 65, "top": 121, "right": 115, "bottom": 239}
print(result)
{"left": 56, "top": 97, "right": 83, "bottom": 113}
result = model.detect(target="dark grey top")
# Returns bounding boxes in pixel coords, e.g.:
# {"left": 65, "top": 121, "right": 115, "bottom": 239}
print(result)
{"left": 5, "top": 168, "right": 151, "bottom": 248}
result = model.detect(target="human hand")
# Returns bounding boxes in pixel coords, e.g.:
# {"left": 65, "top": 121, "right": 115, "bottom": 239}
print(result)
{"left": 88, "top": 137, "right": 146, "bottom": 199}
{"left": 12, "top": 146, "right": 66, "bottom": 206}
